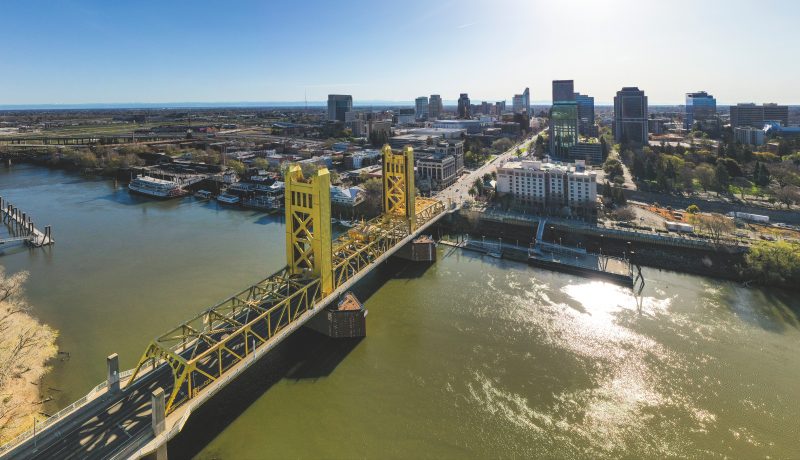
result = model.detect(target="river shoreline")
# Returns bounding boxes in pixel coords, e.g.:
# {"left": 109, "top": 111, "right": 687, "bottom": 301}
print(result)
{"left": 0, "top": 269, "right": 58, "bottom": 445}
{"left": 437, "top": 212, "right": 799, "bottom": 291}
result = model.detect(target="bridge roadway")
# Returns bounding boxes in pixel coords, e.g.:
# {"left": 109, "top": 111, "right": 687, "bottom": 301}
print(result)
{"left": 2, "top": 200, "right": 450, "bottom": 460}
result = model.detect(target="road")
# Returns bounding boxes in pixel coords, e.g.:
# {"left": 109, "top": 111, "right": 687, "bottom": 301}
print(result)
{"left": 10, "top": 300, "right": 289, "bottom": 460}
{"left": 436, "top": 130, "right": 543, "bottom": 204}
{"left": 14, "top": 368, "right": 168, "bottom": 460}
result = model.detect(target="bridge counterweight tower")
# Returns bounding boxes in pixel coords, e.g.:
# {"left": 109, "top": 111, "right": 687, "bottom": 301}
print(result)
{"left": 284, "top": 165, "right": 333, "bottom": 296}
{"left": 382, "top": 145, "right": 416, "bottom": 231}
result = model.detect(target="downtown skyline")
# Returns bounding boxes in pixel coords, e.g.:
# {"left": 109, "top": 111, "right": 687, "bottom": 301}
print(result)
{"left": 1, "top": 0, "right": 799, "bottom": 106}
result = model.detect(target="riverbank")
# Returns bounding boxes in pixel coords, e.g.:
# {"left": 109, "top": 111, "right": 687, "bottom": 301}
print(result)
{"left": 436, "top": 209, "right": 798, "bottom": 289}
{"left": 0, "top": 268, "right": 58, "bottom": 444}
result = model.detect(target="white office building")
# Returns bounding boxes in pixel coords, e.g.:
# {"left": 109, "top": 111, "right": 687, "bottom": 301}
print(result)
{"left": 496, "top": 158, "right": 597, "bottom": 218}
{"left": 734, "top": 126, "right": 765, "bottom": 146}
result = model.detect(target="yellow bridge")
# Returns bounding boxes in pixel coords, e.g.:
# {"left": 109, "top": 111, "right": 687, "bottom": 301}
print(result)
{"left": 0, "top": 145, "right": 448, "bottom": 460}
{"left": 128, "top": 144, "right": 444, "bottom": 413}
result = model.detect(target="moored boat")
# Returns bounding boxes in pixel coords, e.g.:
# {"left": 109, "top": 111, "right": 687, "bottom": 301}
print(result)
{"left": 216, "top": 193, "right": 240, "bottom": 205}
{"left": 128, "top": 175, "right": 186, "bottom": 199}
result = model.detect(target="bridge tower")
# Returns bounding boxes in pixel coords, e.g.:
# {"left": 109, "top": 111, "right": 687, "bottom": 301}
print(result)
{"left": 382, "top": 144, "right": 416, "bottom": 230}
{"left": 284, "top": 165, "right": 333, "bottom": 296}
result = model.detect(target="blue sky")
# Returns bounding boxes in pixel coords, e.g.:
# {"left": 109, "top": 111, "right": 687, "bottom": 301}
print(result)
{"left": 1, "top": 0, "right": 798, "bottom": 105}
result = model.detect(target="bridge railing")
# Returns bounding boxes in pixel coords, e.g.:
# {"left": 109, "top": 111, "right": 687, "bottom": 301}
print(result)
{"left": 0, "top": 368, "right": 137, "bottom": 455}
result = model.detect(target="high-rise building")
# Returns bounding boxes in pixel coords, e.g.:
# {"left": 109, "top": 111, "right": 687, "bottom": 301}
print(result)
{"left": 512, "top": 87, "right": 531, "bottom": 115}
{"left": 429, "top": 94, "right": 443, "bottom": 120}
{"left": 730, "top": 103, "right": 762, "bottom": 127}
{"left": 763, "top": 103, "right": 789, "bottom": 127}
{"left": 549, "top": 81, "right": 578, "bottom": 159}
{"left": 613, "top": 87, "right": 648, "bottom": 145}
{"left": 552, "top": 80, "right": 575, "bottom": 103}
{"left": 685, "top": 91, "right": 717, "bottom": 129}
{"left": 457, "top": 93, "right": 471, "bottom": 119}
{"left": 549, "top": 103, "right": 579, "bottom": 159}
{"left": 415, "top": 96, "right": 429, "bottom": 120}
{"left": 522, "top": 87, "right": 530, "bottom": 115}
{"left": 730, "top": 103, "right": 789, "bottom": 128}
{"left": 574, "top": 93, "right": 596, "bottom": 137}
{"left": 512, "top": 94, "right": 524, "bottom": 114}
{"left": 327, "top": 94, "right": 353, "bottom": 122}
{"left": 396, "top": 108, "right": 415, "bottom": 125}
{"left": 495, "top": 101, "right": 506, "bottom": 115}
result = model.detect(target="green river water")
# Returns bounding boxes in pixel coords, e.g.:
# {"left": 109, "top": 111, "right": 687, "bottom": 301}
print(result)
{"left": 0, "top": 163, "right": 798, "bottom": 459}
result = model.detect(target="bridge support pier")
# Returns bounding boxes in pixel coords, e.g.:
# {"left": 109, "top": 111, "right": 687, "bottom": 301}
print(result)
{"left": 306, "top": 292, "right": 366, "bottom": 338}
{"left": 106, "top": 353, "right": 120, "bottom": 393}
{"left": 151, "top": 388, "right": 168, "bottom": 460}
{"left": 393, "top": 235, "right": 436, "bottom": 262}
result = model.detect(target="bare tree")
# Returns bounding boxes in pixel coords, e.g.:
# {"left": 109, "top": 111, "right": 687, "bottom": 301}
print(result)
{"left": 776, "top": 186, "right": 799, "bottom": 209}
{"left": 690, "top": 213, "right": 734, "bottom": 244}
{"left": 0, "top": 268, "right": 58, "bottom": 442}
{"left": 611, "top": 206, "right": 636, "bottom": 222}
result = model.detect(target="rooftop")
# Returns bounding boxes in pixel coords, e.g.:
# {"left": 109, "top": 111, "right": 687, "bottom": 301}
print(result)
{"left": 500, "top": 158, "right": 594, "bottom": 177}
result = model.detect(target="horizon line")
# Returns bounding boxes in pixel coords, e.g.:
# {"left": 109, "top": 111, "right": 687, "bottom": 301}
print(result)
{"left": 2, "top": 100, "right": 790, "bottom": 111}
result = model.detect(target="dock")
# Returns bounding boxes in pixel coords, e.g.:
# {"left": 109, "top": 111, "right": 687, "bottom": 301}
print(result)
{"left": 440, "top": 235, "right": 636, "bottom": 288}
{"left": 0, "top": 196, "right": 54, "bottom": 248}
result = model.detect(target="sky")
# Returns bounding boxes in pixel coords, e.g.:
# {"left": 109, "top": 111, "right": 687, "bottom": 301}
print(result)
{"left": 1, "top": 0, "right": 798, "bottom": 106}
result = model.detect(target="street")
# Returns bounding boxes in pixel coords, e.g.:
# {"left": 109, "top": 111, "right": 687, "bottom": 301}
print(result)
{"left": 435, "top": 128, "right": 545, "bottom": 205}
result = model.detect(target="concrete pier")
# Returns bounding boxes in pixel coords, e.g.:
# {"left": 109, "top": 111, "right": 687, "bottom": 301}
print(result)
{"left": 306, "top": 292, "right": 366, "bottom": 339}
{"left": 106, "top": 353, "right": 120, "bottom": 394}
{"left": 151, "top": 388, "right": 168, "bottom": 460}
{"left": 393, "top": 235, "right": 436, "bottom": 262}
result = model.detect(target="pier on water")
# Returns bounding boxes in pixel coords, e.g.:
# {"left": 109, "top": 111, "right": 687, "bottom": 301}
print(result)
{"left": 0, "top": 196, "right": 54, "bottom": 248}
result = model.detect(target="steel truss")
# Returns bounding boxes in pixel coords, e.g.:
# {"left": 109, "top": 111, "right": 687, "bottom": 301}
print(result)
{"left": 127, "top": 152, "right": 445, "bottom": 416}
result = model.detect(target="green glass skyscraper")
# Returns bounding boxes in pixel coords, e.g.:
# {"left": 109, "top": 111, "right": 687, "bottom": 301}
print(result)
{"left": 549, "top": 80, "right": 578, "bottom": 159}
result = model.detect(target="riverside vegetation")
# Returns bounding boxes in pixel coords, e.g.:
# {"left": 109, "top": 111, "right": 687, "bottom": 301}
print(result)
{"left": 0, "top": 268, "right": 58, "bottom": 444}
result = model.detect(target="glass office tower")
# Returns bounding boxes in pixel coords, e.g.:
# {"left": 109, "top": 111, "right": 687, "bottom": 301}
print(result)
{"left": 549, "top": 103, "right": 579, "bottom": 159}
{"left": 685, "top": 91, "right": 716, "bottom": 129}
{"left": 613, "top": 87, "right": 648, "bottom": 145}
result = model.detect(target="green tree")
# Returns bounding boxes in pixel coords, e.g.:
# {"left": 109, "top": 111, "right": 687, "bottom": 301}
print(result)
{"left": 777, "top": 139, "right": 791, "bottom": 156}
{"left": 695, "top": 163, "right": 715, "bottom": 192}
{"left": 362, "top": 178, "right": 384, "bottom": 215}
{"left": 491, "top": 138, "right": 513, "bottom": 153}
{"left": 600, "top": 137, "right": 608, "bottom": 160}
{"left": 713, "top": 162, "right": 730, "bottom": 192}
{"left": 602, "top": 158, "right": 624, "bottom": 180}
{"left": 472, "top": 178, "right": 484, "bottom": 197}
{"left": 252, "top": 158, "right": 270, "bottom": 170}
{"left": 228, "top": 160, "right": 246, "bottom": 176}
{"left": 745, "top": 240, "right": 800, "bottom": 286}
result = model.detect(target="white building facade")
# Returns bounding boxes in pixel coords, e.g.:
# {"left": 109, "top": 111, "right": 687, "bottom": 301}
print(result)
{"left": 496, "top": 158, "right": 597, "bottom": 219}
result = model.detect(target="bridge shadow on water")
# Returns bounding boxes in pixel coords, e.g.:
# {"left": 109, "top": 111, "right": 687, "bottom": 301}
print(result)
{"left": 168, "top": 328, "right": 361, "bottom": 459}
{"left": 168, "top": 256, "right": 428, "bottom": 458}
